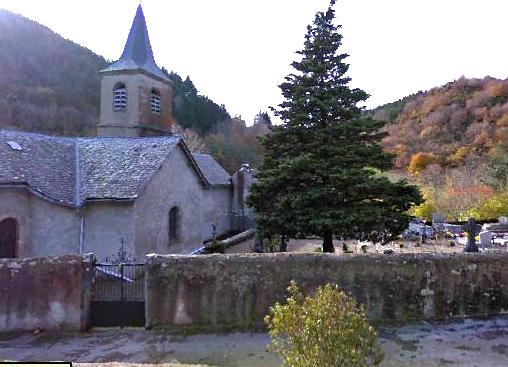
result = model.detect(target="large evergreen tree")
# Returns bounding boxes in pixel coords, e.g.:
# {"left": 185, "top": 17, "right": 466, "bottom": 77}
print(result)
{"left": 247, "top": 0, "right": 422, "bottom": 252}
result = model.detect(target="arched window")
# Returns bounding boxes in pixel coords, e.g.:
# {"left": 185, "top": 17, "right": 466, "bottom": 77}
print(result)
{"left": 168, "top": 207, "right": 180, "bottom": 244}
{"left": 150, "top": 88, "right": 161, "bottom": 115}
{"left": 113, "top": 83, "right": 127, "bottom": 111}
{"left": 0, "top": 218, "right": 18, "bottom": 258}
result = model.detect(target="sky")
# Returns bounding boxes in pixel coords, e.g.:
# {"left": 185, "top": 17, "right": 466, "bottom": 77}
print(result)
{"left": 1, "top": 0, "right": 508, "bottom": 124}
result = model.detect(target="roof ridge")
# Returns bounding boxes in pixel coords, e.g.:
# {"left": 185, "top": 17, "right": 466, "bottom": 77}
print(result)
{"left": 0, "top": 129, "right": 181, "bottom": 142}
{"left": 0, "top": 129, "right": 75, "bottom": 141}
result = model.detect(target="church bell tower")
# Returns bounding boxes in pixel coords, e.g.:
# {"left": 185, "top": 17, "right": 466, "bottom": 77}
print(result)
{"left": 98, "top": 5, "right": 174, "bottom": 137}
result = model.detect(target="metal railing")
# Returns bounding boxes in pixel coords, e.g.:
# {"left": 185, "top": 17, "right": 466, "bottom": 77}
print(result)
{"left": 92, "top": 263, "right": 145, "bottom": 302}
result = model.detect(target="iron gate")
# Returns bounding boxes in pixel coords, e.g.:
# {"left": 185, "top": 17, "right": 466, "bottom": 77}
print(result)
{"left": 91, "top": 263, "right": 145, "bottom": 327}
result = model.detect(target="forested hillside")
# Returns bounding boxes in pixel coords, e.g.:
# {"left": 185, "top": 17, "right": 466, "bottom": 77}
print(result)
{"left": 0, "top": 9, "right": 107, "bottom": 135}
{"left": 373, "top": 76, "right": 508, "bottom": 221}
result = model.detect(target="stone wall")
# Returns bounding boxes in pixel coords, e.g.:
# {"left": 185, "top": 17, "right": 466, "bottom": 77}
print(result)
{"left": 145, "top": 253, "right": 508, "bottom": 330}
{"left": 0, "top": 255, "right": 92, "bottom": 332}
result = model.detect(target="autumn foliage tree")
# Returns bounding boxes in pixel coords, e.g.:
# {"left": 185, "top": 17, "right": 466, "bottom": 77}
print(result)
{"left": 408, "top": 152, "right": 439, "bottom": 175}
{"left": 247, "top": 0, "right": 422, "bottom": 252}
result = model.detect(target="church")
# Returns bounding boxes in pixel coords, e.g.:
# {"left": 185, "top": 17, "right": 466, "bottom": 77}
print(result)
{"left": 0, "top": 5, "right": 253, "bottom": 261}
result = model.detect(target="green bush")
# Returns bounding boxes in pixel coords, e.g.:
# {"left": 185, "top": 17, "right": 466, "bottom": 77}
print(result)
{"left": 265, "top": 281, "right": 384, "bottom": 367}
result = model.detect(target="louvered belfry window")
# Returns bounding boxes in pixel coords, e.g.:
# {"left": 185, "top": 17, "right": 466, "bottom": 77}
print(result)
{"left": 150, "top": 88, "right": 161, "bottom": 115}
{"left": 113, "top": 83, "right": 127, "bottom": 111}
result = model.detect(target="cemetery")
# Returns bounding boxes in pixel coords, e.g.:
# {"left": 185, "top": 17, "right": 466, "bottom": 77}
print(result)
{"left": 225, "top": 216, "right": 508, "bottom": 256}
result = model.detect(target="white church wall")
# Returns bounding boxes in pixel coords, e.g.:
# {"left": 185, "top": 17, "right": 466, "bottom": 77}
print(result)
{"left": 134, "top": 145, "right": 204, "bottom": 256}
{"left": 0, "top": 188, "right": 79, "bottom": 258}
{"left": 82, "top": 202, "right": 136, "bottom": 262}
{"left": 201, "top": 187, "right": 232, "bottom": 242}
{"left": 0, "top": 189, "right": 31, "bottom": 257}
{"left": 231, "top": 166, "right": 256, "bottom": 231}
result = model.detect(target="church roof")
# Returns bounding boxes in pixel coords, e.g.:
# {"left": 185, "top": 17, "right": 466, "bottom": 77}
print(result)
{"left": 0, "top": 130, "right": 77, "bottom": 205}
{"left": 100, "top": 5, "right": 170, "bottom": 82}
{"left": 0, "top": 130, "right": 227, "bottom": 207}
{"left": 192, "top": 153, "right": 231, "bottom": 187}
{"left": 78, "top": 135, "right": 181, "bottom": 202}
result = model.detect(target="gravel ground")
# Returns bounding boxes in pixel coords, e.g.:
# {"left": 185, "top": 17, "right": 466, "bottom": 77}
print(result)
{"left": 2, "top": 316, "right": 508, "bottom": 367}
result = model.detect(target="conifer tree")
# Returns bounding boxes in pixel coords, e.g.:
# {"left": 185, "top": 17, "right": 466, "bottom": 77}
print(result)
{"left": 247, "top": 0, "right": 422, "bottom": 252}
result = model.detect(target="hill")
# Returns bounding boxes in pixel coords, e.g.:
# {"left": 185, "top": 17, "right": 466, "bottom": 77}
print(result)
{"left": 373, "top": 76, "right": 508, "bottom": 221}
{"left": 374, "top": 76, "right": 507, "bottom": 171}
{"left": 0, "top": 9, "right": 107, "bottom": 135}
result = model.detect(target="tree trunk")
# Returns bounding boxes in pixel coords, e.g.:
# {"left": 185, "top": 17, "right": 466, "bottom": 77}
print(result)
{"left": 279, "top": 234, "right": 287, "bottom": 252}
{"left": 322, "top": 230, "right": 335, "bottom": 253}
{"left": 254, "top": 230, "right": 264, "bottom": 253}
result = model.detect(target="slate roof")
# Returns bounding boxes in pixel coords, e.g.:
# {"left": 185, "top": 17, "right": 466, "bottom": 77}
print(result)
{"left": 100, "top": 5, "right": 169, "bottom": 82}
{"left": 78, "top": 136, "right": 181, "bottom": 201}
{"left": 0, "top": 130, "right": 208, "bottom": 207}
{"left": 192, "top": 153, "right": 231, "bottom": 187}
{"left": 0, "top": 130, "right": 76, "bottom": 205}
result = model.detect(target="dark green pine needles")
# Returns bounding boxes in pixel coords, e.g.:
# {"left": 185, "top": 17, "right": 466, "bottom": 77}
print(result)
{"left": 247, "top": 0, "right": 423, "bottom": 252}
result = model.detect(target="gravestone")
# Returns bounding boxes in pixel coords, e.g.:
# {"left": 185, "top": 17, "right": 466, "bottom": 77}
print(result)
{"left": 432, "top": 213, "right": 445, "bottom": 224}
{"left": 464, "top": 217, "right": 479, "bottom": 252}
{"left": 479, "top": 231, "right": 492, "bottom": 248}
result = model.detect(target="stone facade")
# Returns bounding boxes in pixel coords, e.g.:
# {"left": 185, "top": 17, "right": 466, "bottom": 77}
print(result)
{"left": 97, "top": 71, "right": 174, "bottom": 137}
{"left": 145, "top": 252, "right": 508, "bottom": 330}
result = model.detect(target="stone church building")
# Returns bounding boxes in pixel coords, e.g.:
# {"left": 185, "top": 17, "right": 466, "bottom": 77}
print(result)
{"left": 0, "top": 5, "right": 253, "bottom": 261}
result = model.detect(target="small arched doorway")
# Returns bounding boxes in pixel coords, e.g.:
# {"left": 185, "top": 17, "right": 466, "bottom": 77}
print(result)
{"left": 0, "top": 218, "right": 18, "bottom": 258}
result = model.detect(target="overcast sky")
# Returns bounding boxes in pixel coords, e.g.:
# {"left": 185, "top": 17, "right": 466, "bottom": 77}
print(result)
{"left": 1, "top": 0, "right": 508, "bottom": 124}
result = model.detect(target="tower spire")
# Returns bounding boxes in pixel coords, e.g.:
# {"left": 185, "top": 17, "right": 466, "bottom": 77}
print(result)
{"left": 100, "top": 4, "right": 169, "bottom": 82}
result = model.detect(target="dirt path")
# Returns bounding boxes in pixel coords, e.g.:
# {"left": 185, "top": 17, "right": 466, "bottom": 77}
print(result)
{"left": 2, "top": 316, "right": 508, "bottom": 366}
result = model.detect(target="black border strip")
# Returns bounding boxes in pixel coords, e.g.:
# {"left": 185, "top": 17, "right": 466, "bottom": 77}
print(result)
{"left": 0, "top": 363, "right": 72, "bottom": 366}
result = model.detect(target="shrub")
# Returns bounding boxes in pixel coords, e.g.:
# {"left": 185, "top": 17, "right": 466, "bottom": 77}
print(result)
{"left": 265, "top": 281, "right": 384, "bottom": 367}
{"left": 410, "top": 188, "right": 436, "bottom": 221}
{"left": 408, "top": 152, "right": 439, "bottom": 175}
{"left": 470, "top": 189, "right": 508, "bottom": 219}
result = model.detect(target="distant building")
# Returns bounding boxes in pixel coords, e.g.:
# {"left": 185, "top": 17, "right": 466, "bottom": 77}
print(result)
{"left": 0, "top": 5, "right": 253, "bottom": 261}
